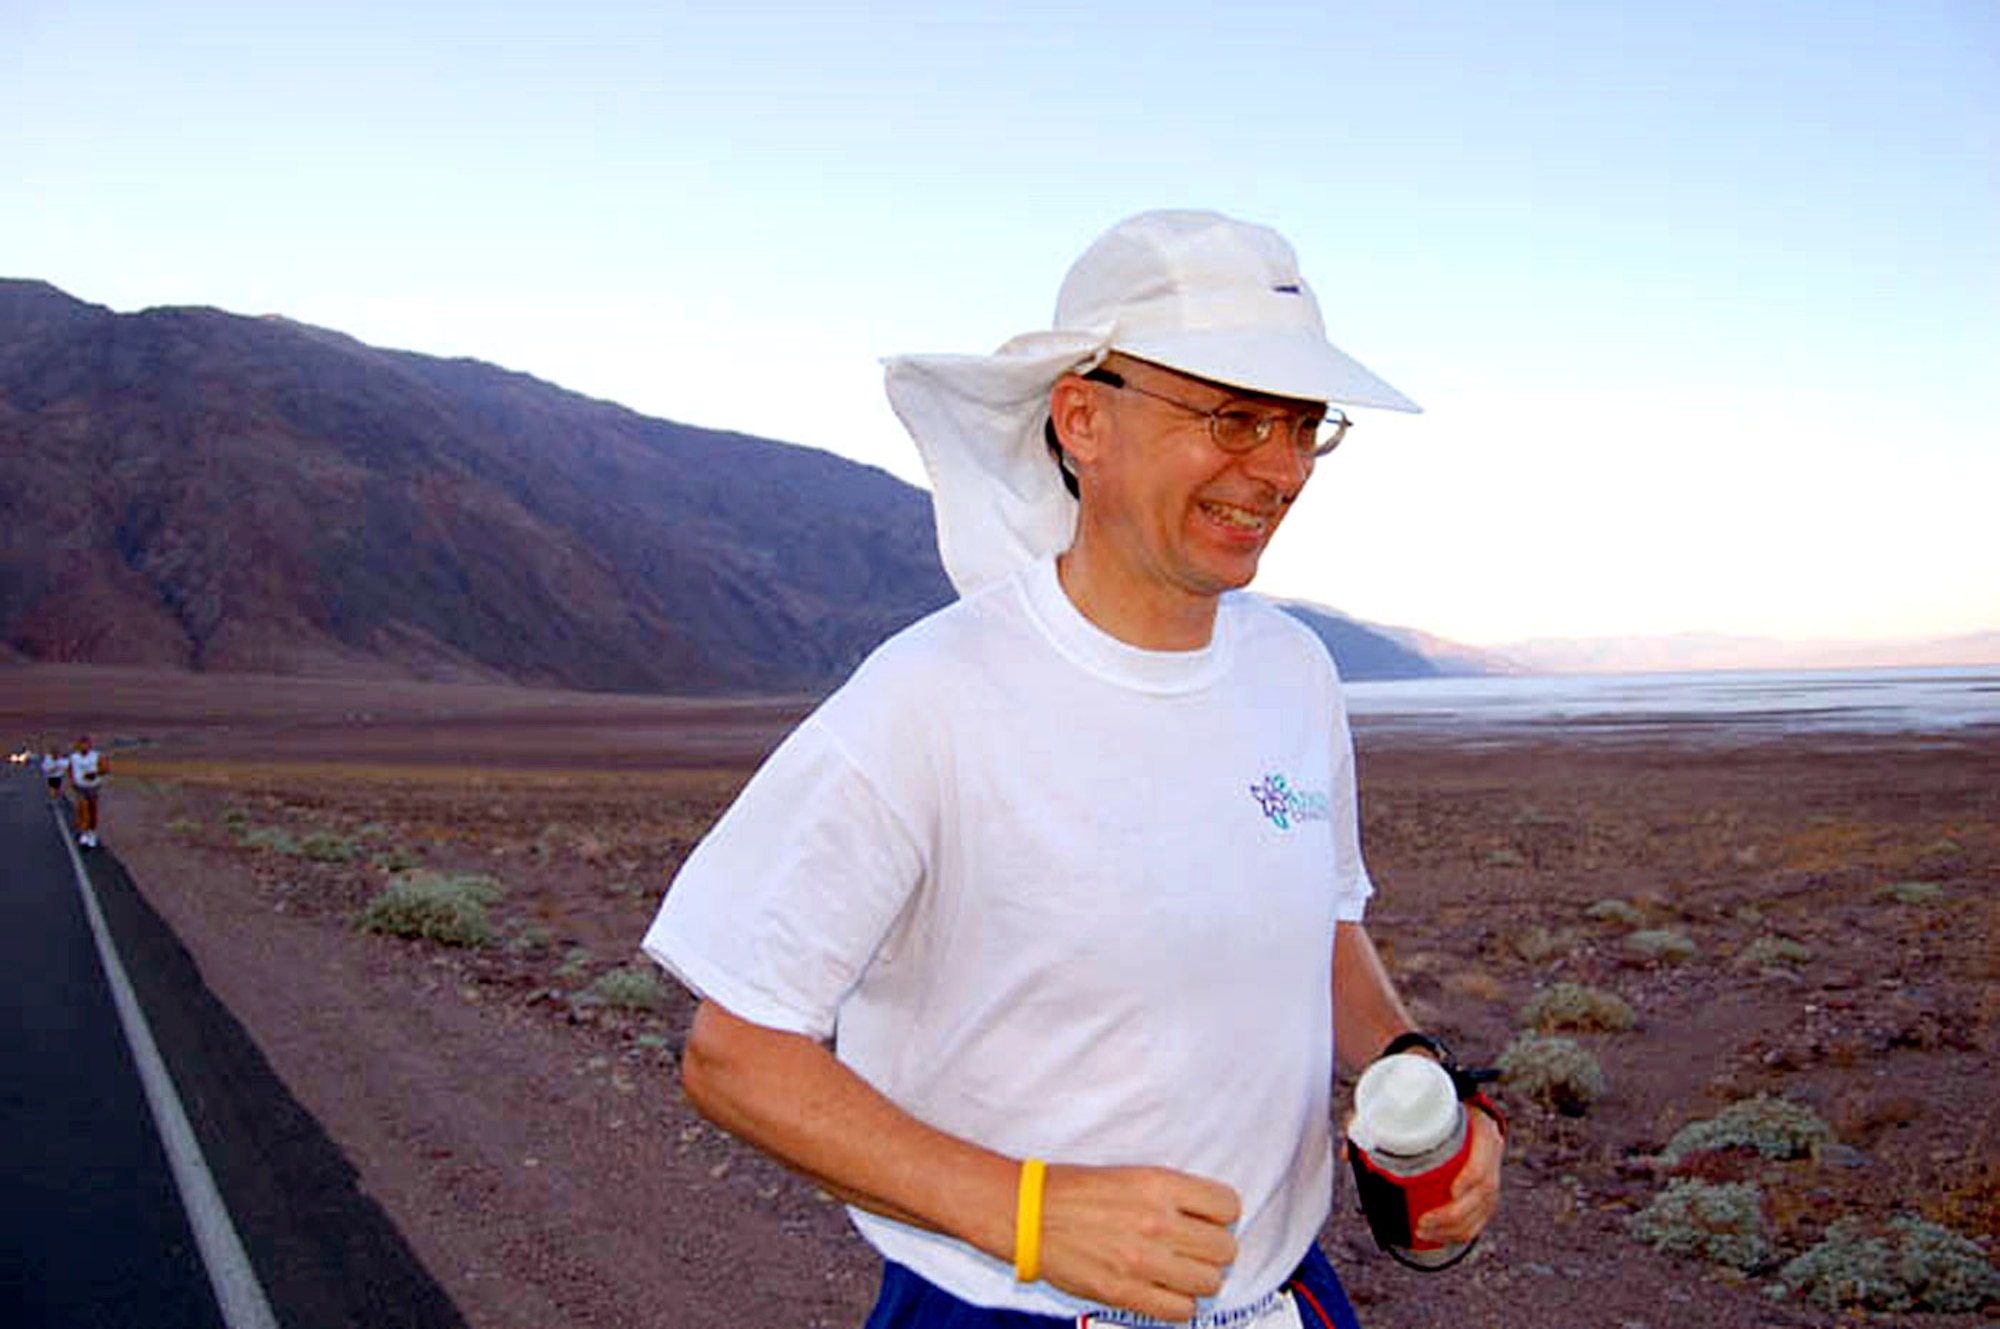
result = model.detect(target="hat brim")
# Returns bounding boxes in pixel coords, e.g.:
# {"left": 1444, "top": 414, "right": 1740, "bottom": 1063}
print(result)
{"left": 1114, "top": 327, "right": 1421, "bottom": 414}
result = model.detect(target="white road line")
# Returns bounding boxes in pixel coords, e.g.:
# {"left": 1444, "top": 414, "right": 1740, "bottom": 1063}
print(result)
{"left": 55, "top": 808, "right": 280, "bottom": 1329}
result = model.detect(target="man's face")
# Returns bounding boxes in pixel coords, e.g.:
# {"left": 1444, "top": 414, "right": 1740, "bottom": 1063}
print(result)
{"left": 1081, "top": 356, "right": 1321, "bottom": 602}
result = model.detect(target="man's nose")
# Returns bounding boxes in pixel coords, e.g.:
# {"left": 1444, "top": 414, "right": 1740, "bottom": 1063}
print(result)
{"left": 1239, "top": 434, "right": 1313, "bottom": 498}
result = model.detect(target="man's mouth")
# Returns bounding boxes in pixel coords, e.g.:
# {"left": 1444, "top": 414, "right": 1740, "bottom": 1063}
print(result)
{"left": 1199, "top": 500, "right": 1275, "bottom": 533}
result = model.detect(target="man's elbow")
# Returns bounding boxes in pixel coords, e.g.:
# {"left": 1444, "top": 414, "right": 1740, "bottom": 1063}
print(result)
{"left": 680, "top": 998, "right": 805, "bottom": 1126}
{"left": 679, "top": 1000, "right": 736, "bottom": 1124}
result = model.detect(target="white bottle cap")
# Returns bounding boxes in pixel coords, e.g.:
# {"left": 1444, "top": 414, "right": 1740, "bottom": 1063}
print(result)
{"left": 1352, "top": 1053, "right": 1460, "bottom": 1156}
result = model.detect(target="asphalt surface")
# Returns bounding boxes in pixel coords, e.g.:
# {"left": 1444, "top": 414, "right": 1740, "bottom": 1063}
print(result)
{"left": 2, "top": 769, "right": 219, "bottom": 1326}
{"left": 0, "top": 770, "right": 467, "bottom": 1328}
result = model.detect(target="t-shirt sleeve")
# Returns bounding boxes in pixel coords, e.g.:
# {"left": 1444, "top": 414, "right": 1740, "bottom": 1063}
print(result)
{"left": 641, "top": 716, "right": 926, "bottom": 1041}
{"left": 1315, "top": 635, "right": 1374, "bottom": 923}
{"left": 1328, "top": 710, "right": 1374, "bottom": 922}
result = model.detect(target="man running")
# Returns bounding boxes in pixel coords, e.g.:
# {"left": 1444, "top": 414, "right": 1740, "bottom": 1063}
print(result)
{"left": 644, "top": 210, "right": 1503, "bottom": 1328}
{"left": 69, "top": 735, "right": 106, "bottom": 849}
{"left": 42, "top": 740, "right": 68, "bottom": 802}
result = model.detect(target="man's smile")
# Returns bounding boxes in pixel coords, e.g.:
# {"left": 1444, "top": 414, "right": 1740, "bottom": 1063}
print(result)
{"left": 1198, "top": 498, "right": 1280, "bottom": 534}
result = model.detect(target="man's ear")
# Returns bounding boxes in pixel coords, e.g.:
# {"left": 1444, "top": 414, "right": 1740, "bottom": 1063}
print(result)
{"left": 1048, "top": 373, "right": 1107, "bottom": 468}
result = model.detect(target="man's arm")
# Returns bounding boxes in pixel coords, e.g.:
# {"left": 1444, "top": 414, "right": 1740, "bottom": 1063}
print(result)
{"left": 1331, "top": 921, "right": 1503, "bottom": 1246}
{"left": 1331, "top": 920, "right": 1421, "bottom": 1077}
{"left": 680, "top": 999, "right": 1241, "bottom": 1322}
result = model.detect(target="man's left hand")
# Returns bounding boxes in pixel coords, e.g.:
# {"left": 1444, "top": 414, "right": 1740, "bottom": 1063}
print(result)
{"left": 1414, "top": 1106, "right": 1503, "bottom": 1245}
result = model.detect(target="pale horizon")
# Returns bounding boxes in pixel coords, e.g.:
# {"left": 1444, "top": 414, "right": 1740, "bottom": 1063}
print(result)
{"left": 6, "top": 1, "right": 1995, "bottom": 653}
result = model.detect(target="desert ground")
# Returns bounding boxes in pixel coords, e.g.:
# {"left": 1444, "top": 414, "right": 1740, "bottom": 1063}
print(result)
{"left": 7, "top": 663, "right": 1996, "bottom": 1328}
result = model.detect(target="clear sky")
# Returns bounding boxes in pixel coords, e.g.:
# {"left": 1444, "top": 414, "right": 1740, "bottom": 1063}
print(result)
{"left": 6, "top": 0, "right": 1996, "bottom": 648}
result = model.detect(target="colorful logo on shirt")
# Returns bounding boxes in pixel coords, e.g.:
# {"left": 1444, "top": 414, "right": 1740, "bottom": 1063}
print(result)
{"left": 1248, "top": 773, "right": 1330, "bottom": 831}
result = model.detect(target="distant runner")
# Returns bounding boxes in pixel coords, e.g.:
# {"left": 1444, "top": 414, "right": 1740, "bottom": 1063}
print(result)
{"left": 69, "top": 734, "right": 106, "bottom": 849}
{"left": 42, "top": 741, "right": 68, "bottom": 801}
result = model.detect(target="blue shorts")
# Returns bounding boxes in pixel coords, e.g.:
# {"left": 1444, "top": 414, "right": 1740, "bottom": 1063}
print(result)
{"left": 862, "top": 1244, "right": 1363, "bottom": 1329}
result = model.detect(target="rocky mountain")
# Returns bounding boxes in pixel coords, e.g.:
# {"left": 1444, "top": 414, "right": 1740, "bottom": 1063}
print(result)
{"left": 0, "top": 281, "right": 961, "bottom": 693}
{"left": 1271, "top": 601, "right": 1446, "bottom": 680}
{"left": 0, "top": 280, "right": 1470, "bottom": 691}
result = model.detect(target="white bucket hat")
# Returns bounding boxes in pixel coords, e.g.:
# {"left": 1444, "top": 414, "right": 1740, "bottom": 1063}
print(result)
{"left": 884, "top": 208, "right": 1420, "bottom": 595}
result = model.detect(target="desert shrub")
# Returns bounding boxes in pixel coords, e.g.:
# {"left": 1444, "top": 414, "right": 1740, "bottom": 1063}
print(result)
{"left": 222, "top": 807, "right": 253, "bottom": 831}
{"left": 371, "top": 843, "right": 423, "bottom": 872}
{"left": 1887, "top": 1216, "right": 2000, "bottom": 1311}
{"left": 556, "top": 946, "right": 595, "bottom": 979}
{"left": 1587, "top": 898, "right": 1645, "bottom": 927}
{"left": 1497, "top": 1033, "right": 1605, "bottom": 1115}
{"left": 1509, "top": 925, "right": 1570, "bottom": 964}
{"left": 1661, "top": 1095, "right": 1833, "bottom": 1164}
{"left": 1518, "top": 982, "right": 1636, "bottom": 1033}
{"left": 238, "top": 826, "right": 299, "bottom": 855}
{"left": 504, "top": 925, "right": 553, "bottom": 956}
{"left": 1779, "top": 1215, "right": 2000, "bottom": 1313}
{"left": 357, "top": 870, "right": 503, "bottom": 947}
{"left": 298, "top": 831, "right": 359, "bottom": 863}
{"left": 578, "top": 965, "right": 665, "bottom": 1011}
{"left": 1623, "top": 928, "right": 1697, "bottom": 965}
{"left": 1626, "top": 1179, "right": 1770, "bottom": 1271}
{"left": 1778, "top": 1219, "right": 1904, "bottom": 1311}
{"left": 1735, "top": 936, "right": 1813, "bottom": 971}
{"left": 166, "top": 818, "right": 204, "bottom": 837}
{"left": 1482, "top": 845, "right": 1527, "bottom": 869}
{"left": 1877, "top": 880, "right": 1945, "bottom": 905}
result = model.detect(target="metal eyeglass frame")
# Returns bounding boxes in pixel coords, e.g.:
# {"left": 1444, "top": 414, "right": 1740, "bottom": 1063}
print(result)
{"left": 1082, "top": 367, "right": 1351, "bottom": 459}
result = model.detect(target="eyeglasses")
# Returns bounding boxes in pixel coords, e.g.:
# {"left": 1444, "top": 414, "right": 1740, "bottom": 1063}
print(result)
{"left": 1083, "top": 367, "right": 1351, "bottom": 459}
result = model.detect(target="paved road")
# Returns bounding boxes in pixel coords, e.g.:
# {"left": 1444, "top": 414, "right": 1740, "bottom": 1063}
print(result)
{"left": 2, "top": 769, "right": 221, "bottom": 1327}
{"left": 1, "top": 771, "right": 466, "bottom": 1328}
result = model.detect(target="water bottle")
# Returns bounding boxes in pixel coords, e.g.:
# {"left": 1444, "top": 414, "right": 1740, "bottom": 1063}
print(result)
{"left": 1346, "top": 1053, "right": 1475, "bottom": 1270}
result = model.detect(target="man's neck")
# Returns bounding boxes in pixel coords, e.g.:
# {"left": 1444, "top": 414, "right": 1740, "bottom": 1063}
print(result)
{"left": 1054, "top": 545, "right": 1220, "bottom": 652}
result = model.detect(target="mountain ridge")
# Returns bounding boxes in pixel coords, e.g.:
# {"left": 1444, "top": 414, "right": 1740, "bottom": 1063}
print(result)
{"left": 0, "top": 280, "right": 954, "bottom": 692}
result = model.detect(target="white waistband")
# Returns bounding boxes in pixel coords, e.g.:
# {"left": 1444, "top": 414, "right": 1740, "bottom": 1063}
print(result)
{"left": 1080, "top": 1286, "right": 1298, "bottom": 1329}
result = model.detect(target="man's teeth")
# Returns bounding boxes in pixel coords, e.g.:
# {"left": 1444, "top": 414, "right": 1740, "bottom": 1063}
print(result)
{"left": 1203, "top": 502, "right": 1267, "bottom": 530}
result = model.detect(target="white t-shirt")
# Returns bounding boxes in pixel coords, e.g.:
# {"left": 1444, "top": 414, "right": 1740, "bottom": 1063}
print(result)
{"left": 643, "top": 555, "right": 1373, "bottom": 1317}
{"left": 71, "top": 750, "right": 103, "bottom": 788}
{"left": 43, "top": 752, "right": 68, "bottom": 780}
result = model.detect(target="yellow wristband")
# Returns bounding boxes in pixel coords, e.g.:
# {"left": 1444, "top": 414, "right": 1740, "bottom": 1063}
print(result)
{"left": 1014, "top": 1158, "right": 1047, "bottom": 1283}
